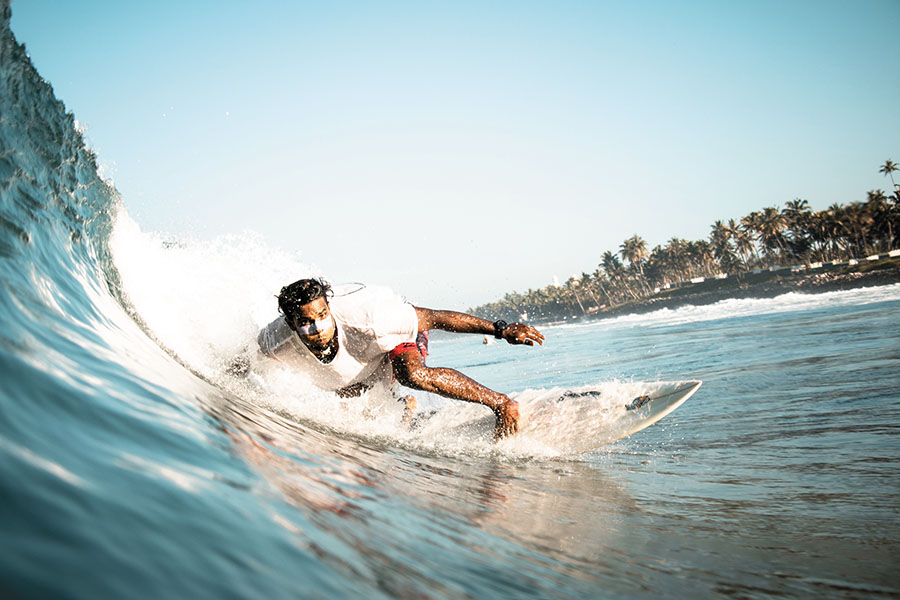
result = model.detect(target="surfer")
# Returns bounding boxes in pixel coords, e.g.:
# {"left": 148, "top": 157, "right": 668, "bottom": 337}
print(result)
{"left": 256, "top": 278, "right": 544, "bottom": 438}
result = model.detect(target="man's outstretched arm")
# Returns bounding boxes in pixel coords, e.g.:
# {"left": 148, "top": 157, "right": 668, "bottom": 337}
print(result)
{"left": 391, "top": 349, "right": 519, "bottom": 439}
{"left": 413, "top": 307, "right": 545, "bottom": 346}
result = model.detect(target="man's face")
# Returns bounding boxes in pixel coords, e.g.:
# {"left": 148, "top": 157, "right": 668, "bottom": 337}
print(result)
{"left": 289, "top": 297, "right": 336, "bottom": 352}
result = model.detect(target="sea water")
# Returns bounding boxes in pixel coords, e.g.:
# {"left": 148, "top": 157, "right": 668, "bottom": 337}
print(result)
{"left": 2, "top": 6, "right": 900, "bottom": 598}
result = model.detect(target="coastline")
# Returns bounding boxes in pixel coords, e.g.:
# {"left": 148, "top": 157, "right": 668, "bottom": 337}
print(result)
{"left": 577, "top": 259, "right": 900, "bottom": 322}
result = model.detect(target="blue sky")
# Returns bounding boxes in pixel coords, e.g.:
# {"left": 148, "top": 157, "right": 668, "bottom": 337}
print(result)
{"left": 11, "top": 0, "right": 900, "bottom": 309}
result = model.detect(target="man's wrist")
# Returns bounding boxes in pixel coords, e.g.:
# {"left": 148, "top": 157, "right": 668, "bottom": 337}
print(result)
{"left": 489, "top": 393, "right": 510, "bottom": 410}
{"left": 492, "top": 320, "right": 508, "bottom": 339}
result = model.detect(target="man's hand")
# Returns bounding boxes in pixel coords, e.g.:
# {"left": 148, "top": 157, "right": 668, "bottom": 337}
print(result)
{"left": 393, "top": 349, "right": 521, "bottom": 440}
{"left": 493, "top": 398, "right": 520, "bottom": 439}
{"left": 502, "top": 323, "right": 545, "bottom": 347}
{"left": 336, "top": 382, "right": 370, "bottom": 398}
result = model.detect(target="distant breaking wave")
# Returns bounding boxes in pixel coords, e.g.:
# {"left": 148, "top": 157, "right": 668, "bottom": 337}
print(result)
{"left": 576, "top": 284, "right": 900, "bottom": 330}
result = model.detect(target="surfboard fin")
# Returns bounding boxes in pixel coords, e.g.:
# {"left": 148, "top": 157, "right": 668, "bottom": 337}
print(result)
{"left": 625, "top": 395, "right": 651, "bottom": 411}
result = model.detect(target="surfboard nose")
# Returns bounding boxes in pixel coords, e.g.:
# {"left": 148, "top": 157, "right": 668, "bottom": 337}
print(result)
{"left": 678, "top": 380, "right": 702, "bottom": 395}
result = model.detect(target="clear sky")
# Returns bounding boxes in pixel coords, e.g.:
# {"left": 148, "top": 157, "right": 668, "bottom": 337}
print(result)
{"left": 10, "top": 0, "right": 900, "bottom": 309}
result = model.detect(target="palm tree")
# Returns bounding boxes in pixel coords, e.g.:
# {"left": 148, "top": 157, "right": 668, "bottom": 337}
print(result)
{"left": 880, "top": 159, "right": 898, "bottom": 191}
{"left": 783, "top": 199, "right": 810, "bottom": 235}
{"left": 825, "top": 203, "right": 854, "bottom": 259}
{"left": 663, "top": 238, "right": 690, "bottom": 282}
{"left": 805, "top": 209, "right": 832, "bottom": 261}
{"left": 740, "top": 211, "right": 764, "bottom": 266}
{"left": 718, "top": 247, "right": 744, "bottom": 275}
{"left": 689, "top": 240, "right": 716, "bottom": 277}
{"left": 579, "top": 272, "right": 601, "bottom": 308}
{"left": 565, "top": 276, "right": 587, "bottom": 315}
{"left": 591, "top": 268, "right": 612, "bottom": 306}
{"left": 644, "top": 246, "right": 668, "bottom": 288}
{"left": 602, "top": 251, "right": 637, "bottom": 301}
{"left": 726, "top": 219, "right": 753, "bottom": 268}
{"left": 845, "top": 202, "right": 876, "bottom": 256}
{"left": 709, "top": 220, "right": 737, "bottom": 273}
{"left": 866, "top": 190, "right": 893, "bottom": 251}
{"left": 619, "top": 235, "right": 650, "bottom": 293}
{"left": 620, "top": 235, "right": 648, "bottom": 269}
{"left": 756, "top": 207, "right": 789, "bottom": 264}
{"left": 782, "top": 199, "right": 811, "bottom": 262}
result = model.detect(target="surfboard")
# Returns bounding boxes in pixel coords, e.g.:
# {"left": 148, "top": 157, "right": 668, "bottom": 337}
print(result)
{"left": 411, "top": 380, "right": 701, "bottom": 455}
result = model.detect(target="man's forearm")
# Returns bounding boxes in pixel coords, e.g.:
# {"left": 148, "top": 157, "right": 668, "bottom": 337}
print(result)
{"left": 400, "top": 364, "right": 507, "bottom": 409}
{"left": 415, "top": 308, "right": 494, "bottom": 335}
{"left": 391, "top": 348, "right": 521, "bottom": 438}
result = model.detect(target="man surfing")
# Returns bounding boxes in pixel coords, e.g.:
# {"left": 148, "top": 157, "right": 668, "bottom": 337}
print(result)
{"left": 255, "top": 278, "right": 544, "bottom": 438}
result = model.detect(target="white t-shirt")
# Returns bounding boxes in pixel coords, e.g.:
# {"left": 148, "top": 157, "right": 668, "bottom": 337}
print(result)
{"left": 256, "top": 284, "right": 419, "bottom": 391}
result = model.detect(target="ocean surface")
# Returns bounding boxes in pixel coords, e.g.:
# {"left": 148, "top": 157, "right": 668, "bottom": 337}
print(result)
{"left": 2, "top": 6, "right": 900, "bottom": 599}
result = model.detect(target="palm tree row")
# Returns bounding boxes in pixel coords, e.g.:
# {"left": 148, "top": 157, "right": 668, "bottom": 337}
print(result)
{"left": 471, "top": 160, "right": 900, "bottom": 322}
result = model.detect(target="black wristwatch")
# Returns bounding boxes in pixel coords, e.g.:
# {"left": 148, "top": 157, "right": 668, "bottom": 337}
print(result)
{"left": 493, "top": 320, "right": 508, "bottom": 339}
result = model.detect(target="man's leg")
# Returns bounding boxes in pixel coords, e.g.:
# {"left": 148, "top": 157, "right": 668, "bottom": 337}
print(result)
{"left": 398, "top": 332, "right": 429, "bottom": 423}
{"left": 391, "top": 347, "right": 519, "bottom": 438}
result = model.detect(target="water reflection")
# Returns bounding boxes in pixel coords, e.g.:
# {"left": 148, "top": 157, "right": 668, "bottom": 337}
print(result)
{"left": 204, "top": 392, "right": 638, "bottom": 594}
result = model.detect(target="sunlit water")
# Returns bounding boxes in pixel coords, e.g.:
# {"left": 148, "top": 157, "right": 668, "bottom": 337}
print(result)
{"left": 2, "top": 5, "right": 899, "bottom": 598}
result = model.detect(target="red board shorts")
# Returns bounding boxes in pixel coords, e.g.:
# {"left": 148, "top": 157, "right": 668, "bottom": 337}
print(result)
{"left": 389, "top": 330, "right": 429, "bottom": 362}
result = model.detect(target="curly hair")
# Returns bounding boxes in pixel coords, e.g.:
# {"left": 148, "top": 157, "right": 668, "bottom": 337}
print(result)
{"left": 277, "top": 278, "right": 332, "bottom": 319}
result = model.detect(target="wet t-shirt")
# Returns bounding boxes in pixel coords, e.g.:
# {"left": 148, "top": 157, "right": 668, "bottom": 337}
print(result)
{"left": 257, "top": 284, "right": 418, "bottom": 391}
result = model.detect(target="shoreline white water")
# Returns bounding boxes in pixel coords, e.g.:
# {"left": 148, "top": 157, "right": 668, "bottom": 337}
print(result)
{"left": 521, "top": 283, "right": 900, "bottom": 332}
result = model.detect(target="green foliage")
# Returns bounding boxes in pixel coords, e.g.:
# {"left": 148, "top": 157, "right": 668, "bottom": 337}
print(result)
{"left": 471, "top": 161, "right": 900, "bottom": 323}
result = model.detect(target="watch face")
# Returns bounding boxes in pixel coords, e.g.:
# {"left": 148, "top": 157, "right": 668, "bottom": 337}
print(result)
{"left": 494, "top": 320, "right": 508, "bottom": 338}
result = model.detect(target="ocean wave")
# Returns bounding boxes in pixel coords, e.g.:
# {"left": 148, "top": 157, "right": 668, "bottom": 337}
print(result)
{"left": 543, "top": 284, "right": 900, "bottom": 331}
{"left": 0, "top": 4, "right": 120, "bottom": 324}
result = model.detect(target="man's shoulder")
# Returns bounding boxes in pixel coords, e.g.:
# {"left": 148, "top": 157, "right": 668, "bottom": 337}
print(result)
{"left": 332, "top": 283, "right": 401, "bottom": 302}
{"left": 331, "top": 284, "right": 408, "bottom": 319}
{"left": 331, "top": 284, "right": 417, "bottom": 349}
{"left": 257, "top": 315, "right": 293, "bottom": 355}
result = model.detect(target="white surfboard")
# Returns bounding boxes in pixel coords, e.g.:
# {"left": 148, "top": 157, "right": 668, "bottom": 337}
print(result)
{"left": 411, "top": 380, "right": 701, "bottom": 455}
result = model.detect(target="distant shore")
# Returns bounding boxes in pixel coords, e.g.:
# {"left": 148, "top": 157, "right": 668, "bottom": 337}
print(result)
{"left": 574, "top": 258, "right": 900, "bottom": 322}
